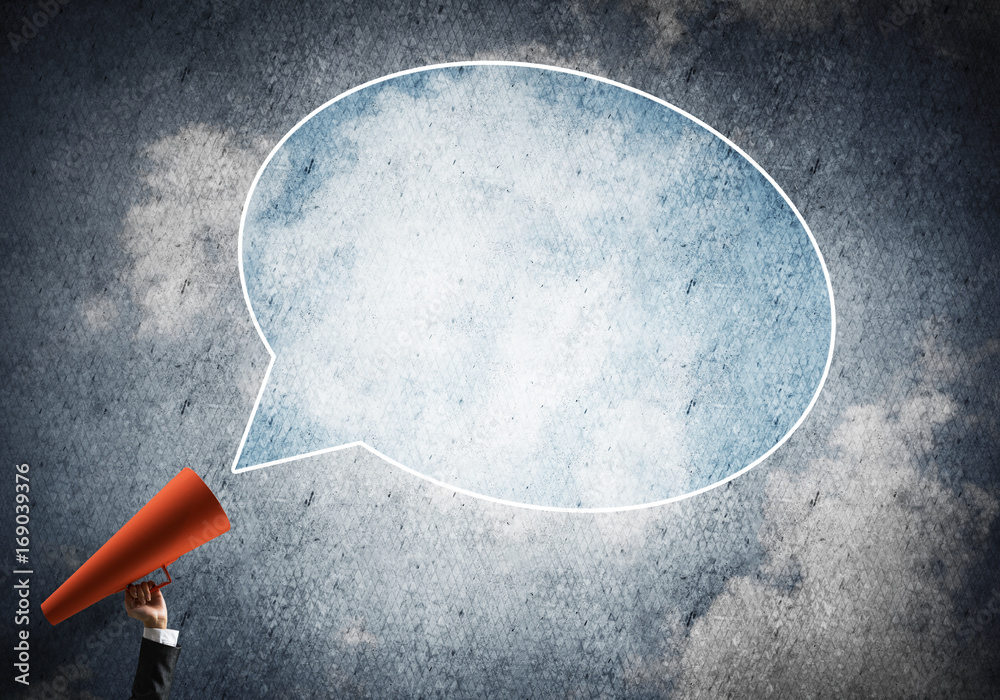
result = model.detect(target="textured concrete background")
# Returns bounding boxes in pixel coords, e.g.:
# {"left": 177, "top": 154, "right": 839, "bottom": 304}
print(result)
{"left": 0, "top": 0, "right": 997, "bottom": 698}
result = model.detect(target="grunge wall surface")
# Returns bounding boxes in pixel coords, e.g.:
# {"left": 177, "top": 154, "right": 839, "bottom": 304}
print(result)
{"left": 1, "top": 0, "right": 997, "bottom": 697}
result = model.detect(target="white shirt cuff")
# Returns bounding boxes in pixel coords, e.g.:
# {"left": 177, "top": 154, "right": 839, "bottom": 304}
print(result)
{"left": 143, "top": 627, "right": 179, "bottom": 647}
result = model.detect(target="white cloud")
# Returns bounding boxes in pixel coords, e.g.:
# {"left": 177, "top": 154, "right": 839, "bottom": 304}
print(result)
{"left": 675, "top": 323, "right": 998, "bottom": 696}
{"left": 79, "top": 294, "right": 119, "bottom": 332}
{"left": 257, "top": 72, "right": 700, "bottom": 506}
{"left": 628, "top": 0, "right": 689, "bottom": 60}
{"left": 633, "top": 0, "right": 859, "bottom": 39}
{"left": 339, "top": 618, "right": 379, "bottom": 649}
{"left": 122, "top": 124, "right": 268, "bottom": 335}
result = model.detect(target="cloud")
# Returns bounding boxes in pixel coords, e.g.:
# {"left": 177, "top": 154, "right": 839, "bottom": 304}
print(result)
{"left": 625, "top": 0, "right": 689, "bottom": 64}
{"left": 237, "top": 64, "right": 831, "bottom": 509}
{"left": 339, "top": 618, "right": 380, "bottom": 649}
{"left": 675, "top": 321, "right": 998, "bottom": 696}
{"left": 634, "top": 0, "right": 859, "bottom": 38}
{"left": 79, "top": 294, "right": 119, "bottom": 332}
{"left": 122, "top": 124, "right": 268, "bottom": 335}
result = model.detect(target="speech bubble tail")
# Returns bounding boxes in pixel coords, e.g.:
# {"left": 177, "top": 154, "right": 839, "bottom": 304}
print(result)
{"left": 232, "top": 360, "right": 359, "bottom": 472}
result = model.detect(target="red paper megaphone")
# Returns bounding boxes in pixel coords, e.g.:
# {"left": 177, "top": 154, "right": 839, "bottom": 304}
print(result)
{"left": 41, "top": 467, "right": 230, "bottom": 625}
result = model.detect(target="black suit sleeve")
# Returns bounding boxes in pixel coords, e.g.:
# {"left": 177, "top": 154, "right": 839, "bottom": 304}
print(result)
{"left": 129, "top": 637, "right": 181, "bottom": 700}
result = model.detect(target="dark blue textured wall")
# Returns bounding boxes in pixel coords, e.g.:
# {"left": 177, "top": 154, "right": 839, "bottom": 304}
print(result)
{"left": 1, "top": 1, "right": 997, "bottom": 697}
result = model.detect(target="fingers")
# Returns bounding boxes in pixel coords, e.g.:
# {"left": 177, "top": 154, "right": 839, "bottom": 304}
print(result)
{"left": 126, "top": 581, "right": 156, "bottom": 605}
{"left": 124, "top": 580, "right": 168, "bottom": 629}
{"left": 144, "top": 581, "right": 165, "bottom": 606}
{"left": 148, "top": 585, "right": 164, "bottom": 604}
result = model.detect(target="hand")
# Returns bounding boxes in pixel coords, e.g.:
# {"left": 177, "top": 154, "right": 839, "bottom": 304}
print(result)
{"left": 124, "top": 581, "right": 168, "bottom": 630}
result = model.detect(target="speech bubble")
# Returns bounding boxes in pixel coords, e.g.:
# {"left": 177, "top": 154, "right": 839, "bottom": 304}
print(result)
{"left": 233, "top": 62, "right": 835, "bottom": 511}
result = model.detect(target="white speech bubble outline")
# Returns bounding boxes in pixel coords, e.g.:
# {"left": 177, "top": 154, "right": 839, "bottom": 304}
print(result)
{"left": 231, "top": 60, "right": 837, "bottom": 513}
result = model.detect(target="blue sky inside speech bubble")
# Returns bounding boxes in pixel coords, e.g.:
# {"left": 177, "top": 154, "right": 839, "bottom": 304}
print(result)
{"left": 235, "top": 63, "right": 834, "bottom": 510}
